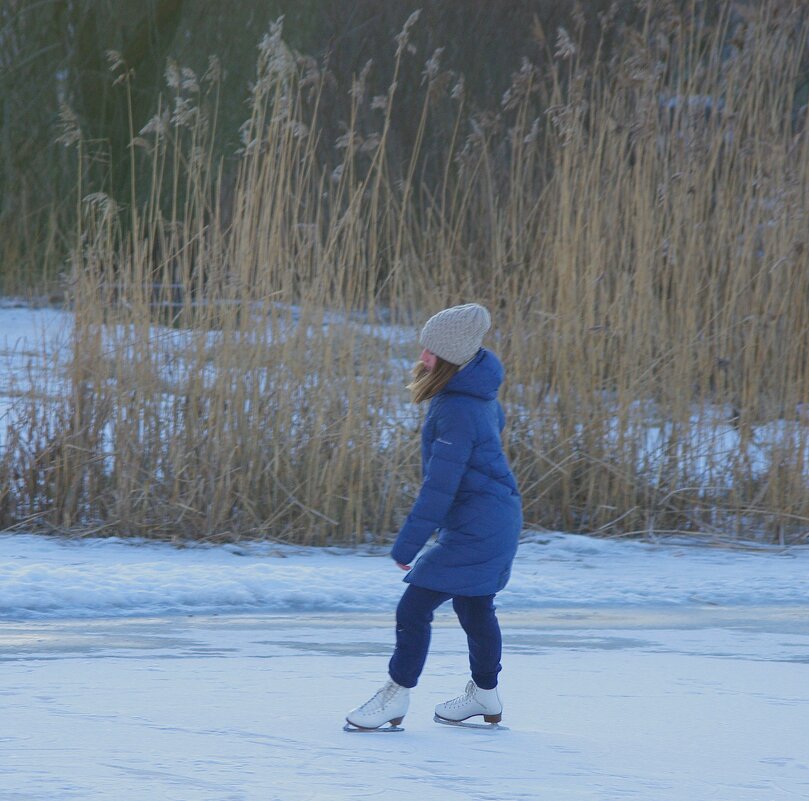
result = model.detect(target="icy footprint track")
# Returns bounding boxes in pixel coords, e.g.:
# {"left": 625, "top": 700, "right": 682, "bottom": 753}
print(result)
{"left": 2, "top": 609, "right": 809, "bottom": 801}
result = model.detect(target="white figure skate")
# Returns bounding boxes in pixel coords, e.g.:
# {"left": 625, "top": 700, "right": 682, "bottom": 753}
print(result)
{"left": 344, "top": 679, "right": 409, "bottom": 732}
{"left": 433, "top": 680, "right": 507, "bottom": 730}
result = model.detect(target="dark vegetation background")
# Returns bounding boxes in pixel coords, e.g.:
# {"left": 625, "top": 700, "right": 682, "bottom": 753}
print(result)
{"left": 1, "top": 0, "right": 743, "bottom": 294}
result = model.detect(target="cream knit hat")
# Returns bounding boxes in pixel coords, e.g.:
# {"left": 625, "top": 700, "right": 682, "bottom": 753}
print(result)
{"left": 419, "top": 303, "right": 491, "bottom": 366}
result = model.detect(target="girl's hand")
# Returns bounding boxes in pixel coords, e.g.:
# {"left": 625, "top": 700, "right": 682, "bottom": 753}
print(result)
{"left": 396, "top": 562, "right": 411, "bottom": 571}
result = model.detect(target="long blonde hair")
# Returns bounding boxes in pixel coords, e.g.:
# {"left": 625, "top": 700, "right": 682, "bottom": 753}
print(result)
{"left": 407, "top": 356, "right": 459, "bottom": 403}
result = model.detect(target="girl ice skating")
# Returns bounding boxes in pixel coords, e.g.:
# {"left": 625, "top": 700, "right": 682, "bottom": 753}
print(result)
{"left": 345, "top": 303, "right": 522, "bottom": 732}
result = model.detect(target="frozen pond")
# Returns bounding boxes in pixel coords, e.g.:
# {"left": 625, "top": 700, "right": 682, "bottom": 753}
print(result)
{"left": 3, "top": 606, "right": 808, "bottom": 801}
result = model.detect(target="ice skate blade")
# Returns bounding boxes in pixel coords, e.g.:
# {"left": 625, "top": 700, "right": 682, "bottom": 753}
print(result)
{"left": 433, "top": 714, "right": 509, "bottom": 731}
{"left": 343, "top": 720, "right": 404, "bottom": 733}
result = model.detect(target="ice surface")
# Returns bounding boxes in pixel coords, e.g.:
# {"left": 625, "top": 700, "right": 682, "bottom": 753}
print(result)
{"left": 2, "top": 531, "right": 808, "bottom": 799}
{"left": 2, "top": 610, "right": 808, "bottom": 801}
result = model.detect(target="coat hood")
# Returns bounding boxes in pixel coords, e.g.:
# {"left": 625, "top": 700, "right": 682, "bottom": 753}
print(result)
{"left": 441, "top": 348, "right": 503, "bottom": 401}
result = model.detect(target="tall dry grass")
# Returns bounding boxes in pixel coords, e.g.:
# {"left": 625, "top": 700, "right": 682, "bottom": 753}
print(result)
{"left": 2, "top": 3, "right": 809, "bottom": 544}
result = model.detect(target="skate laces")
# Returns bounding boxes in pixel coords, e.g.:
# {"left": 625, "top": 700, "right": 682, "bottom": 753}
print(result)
{"left": 358, "top": 680, "right": 400, "bottom": 712}
{"left": 444, "top": 680, "right": 478, "bottom": 709}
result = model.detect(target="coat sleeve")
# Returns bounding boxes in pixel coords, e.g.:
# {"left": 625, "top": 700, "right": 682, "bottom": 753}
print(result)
{"left": 391, "top": 405, "right": 475, "bottom": 565}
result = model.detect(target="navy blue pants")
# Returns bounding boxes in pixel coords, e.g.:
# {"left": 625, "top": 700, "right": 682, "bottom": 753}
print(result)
{"left": 388, "top": 584, "right": 502, "bottom": 690}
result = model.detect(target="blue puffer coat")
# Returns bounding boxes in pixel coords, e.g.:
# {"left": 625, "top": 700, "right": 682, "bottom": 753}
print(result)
{"left": 390, "top": 348, "right": 522, "bottom": 596}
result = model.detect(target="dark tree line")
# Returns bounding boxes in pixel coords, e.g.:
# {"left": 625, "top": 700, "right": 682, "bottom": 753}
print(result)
{"left": 0, "top": 1, "right": 776, "bottom": 290}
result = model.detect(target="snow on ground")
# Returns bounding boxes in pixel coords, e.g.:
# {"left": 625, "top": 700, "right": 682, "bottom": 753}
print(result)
{"left": 3, "top": 304, "right": 809, "bottom": 492}
{"left": 0, "top": 304, "right": 72, "bottom": 400}
{"left": 1, "top": 531, "right": 808, "bottom": 620}
{"left": 2, "top": 532, "right": 809, "bottom": 800}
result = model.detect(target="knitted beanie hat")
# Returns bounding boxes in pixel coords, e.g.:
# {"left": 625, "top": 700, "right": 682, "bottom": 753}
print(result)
{"left": 419, "top": 303, "right": 491, "bottom": 366}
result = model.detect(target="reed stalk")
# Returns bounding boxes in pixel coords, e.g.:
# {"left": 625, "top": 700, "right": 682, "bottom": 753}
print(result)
{"left": 2, "top": 4, "right": 808, "bottom": 544}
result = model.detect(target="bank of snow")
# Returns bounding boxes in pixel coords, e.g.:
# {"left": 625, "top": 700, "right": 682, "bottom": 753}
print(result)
{"left": 1, "top": 531, "right": 807, "bottom": 620}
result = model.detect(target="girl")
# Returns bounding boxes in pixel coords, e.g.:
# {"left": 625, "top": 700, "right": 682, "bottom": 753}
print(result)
{"left": 345, "top": 303, "right": 522, "bottom": 731}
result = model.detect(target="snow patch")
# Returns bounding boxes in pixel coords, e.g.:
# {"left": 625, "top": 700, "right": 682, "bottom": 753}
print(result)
{"left": 1, "top": 531, "right": 807, "bottom": 620}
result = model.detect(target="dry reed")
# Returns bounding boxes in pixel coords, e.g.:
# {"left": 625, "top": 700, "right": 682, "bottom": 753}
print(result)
{"left": 2, "top": 3, "right": 809, "bottom": 544}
